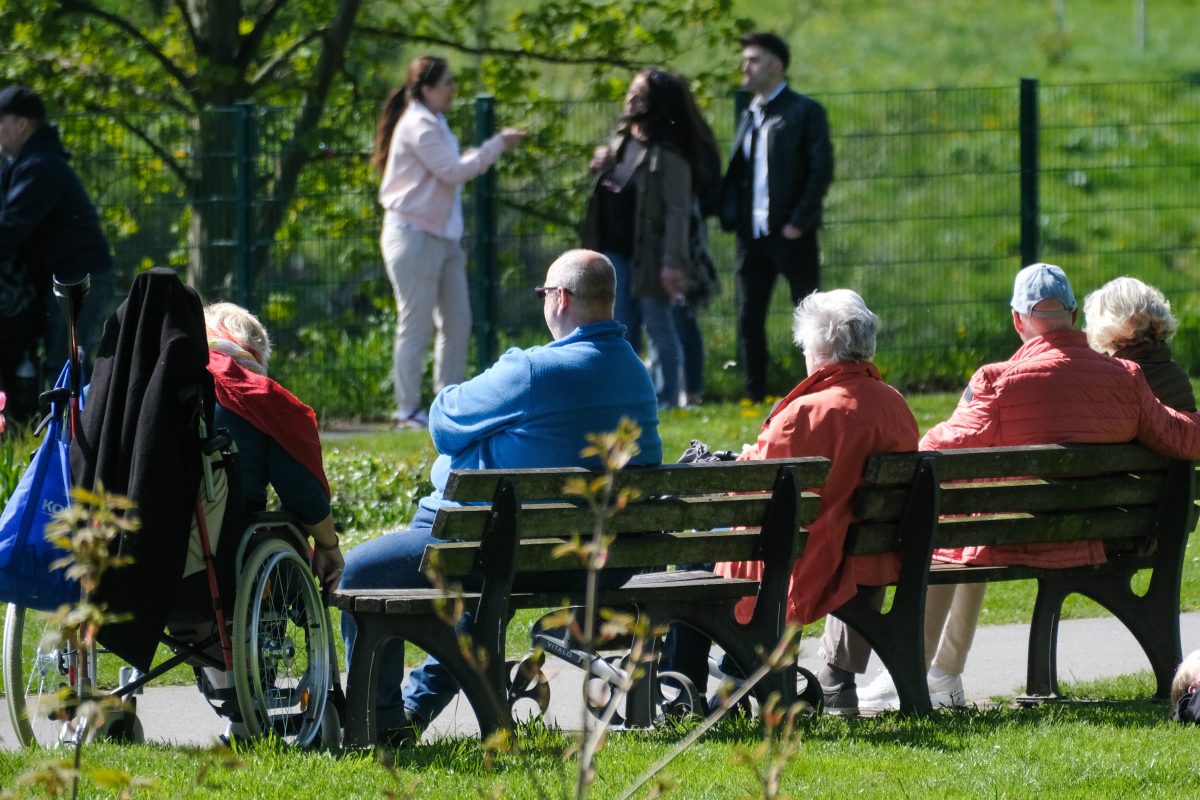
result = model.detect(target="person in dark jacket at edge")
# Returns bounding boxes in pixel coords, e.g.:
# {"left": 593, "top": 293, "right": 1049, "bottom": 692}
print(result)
{"left": 720, "top": 32, "right": 834, "bottom": 403}
{"left": 0, "top": 85, "right": 115, "bottom": 420}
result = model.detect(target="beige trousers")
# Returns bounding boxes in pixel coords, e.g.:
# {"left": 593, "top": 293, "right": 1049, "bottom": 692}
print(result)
{"left": 819, "top": 583, "right": 986, "bottom": 676}
{"left": 382, "top": 225, "right": 471, "bottom": 416}
{"left": 923, "top": 582, "right": 986, "bottom": 675}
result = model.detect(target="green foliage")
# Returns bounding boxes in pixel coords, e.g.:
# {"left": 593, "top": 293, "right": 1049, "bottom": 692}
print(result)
{"left": 323, "top": 446, "right": 434, "bottom": 545}
{"left": 0, "top": 425, "right": 37, "bottom": 509}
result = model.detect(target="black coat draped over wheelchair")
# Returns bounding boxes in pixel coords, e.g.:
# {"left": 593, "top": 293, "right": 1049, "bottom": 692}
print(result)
{"left": 70, "top": 268, "right": 220, "bottom": 671}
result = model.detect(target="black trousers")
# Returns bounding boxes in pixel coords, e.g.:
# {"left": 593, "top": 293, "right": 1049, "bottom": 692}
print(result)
{"left": 735, "top": 231, "right": 820, "bottom": 401}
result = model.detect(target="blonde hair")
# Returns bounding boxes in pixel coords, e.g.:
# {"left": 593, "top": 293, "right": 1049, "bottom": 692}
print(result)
{"left": 1171, "top": 650, "right": 1200, "bottom": 709}
{"left": 204, "top": 302, "right": 272, "bottom": 370}
{"left": 1083, "top": 276, "right": 1178, "bottom": 356}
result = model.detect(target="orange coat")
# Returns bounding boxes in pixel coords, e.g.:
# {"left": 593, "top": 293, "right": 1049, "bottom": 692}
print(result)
{"left": 923, "top": 328, "right": 1200, "bottom": 568}
{"left": 716, "top": 361, "right": 919, "bottom": 625}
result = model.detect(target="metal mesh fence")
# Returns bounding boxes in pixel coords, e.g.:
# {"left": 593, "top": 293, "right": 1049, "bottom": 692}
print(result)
{"left": 53, "top": 80, "right": 1200, "bottom": 418}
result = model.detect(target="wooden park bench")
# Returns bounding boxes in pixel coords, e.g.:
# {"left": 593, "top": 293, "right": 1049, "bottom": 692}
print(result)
{"left": 831, "top": 442, "right": 1195, "bottom": 715}
{"left": 331, "top": 456, "right": 831, "bottom": 746}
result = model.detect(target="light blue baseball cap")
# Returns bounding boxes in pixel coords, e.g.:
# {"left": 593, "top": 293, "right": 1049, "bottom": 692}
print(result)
{"left": 1011, "top": 262, "right": 1076, "bottom": 315}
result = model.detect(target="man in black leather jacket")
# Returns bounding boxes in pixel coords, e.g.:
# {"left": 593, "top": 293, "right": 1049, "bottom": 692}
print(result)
{"left": 0, "top": 85, "right": 114, "bottom": 402}
{"left": 720, "top": 33, "right": 834, "bottom": 402}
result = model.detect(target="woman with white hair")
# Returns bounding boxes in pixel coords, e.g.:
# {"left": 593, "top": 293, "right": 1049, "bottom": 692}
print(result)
{"left": 204, "top": 302, "right": 343, "bottom": 591}
{"left": 1084, "top": 276, "right": 1195, "bottom": 412}
{"left": 662, "top": 289, "right": 918, "bottom": 704}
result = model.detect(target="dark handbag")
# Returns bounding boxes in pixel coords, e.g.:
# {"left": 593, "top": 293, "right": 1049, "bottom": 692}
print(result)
{"left": 0, "top": 363, "right": 79, "bottom": 610}
{"left": 684, "top": 199, "right": 719, "bottom": 308}
{"left": 678, "top": 439, "right": 737, "bottom": 464}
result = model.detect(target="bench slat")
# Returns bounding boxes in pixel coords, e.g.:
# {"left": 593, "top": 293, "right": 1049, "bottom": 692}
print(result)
{"left": 432, "top": 492, "right": 821, "bottom": 540}
{"left": 442, "top": 457, "right": 830, "bottom": 503}
{"left": 421, "top": 529, "right": 807, "bottom": 576}
{"left": 925, "top": 552, "right": 1156, "bottom": 585}
{"left": 846, "top": 507, "right": 1156, "bottom": 554}
{"left": 863, "top": 443, "right": 1168, "bottom": 484}
{"left": 853, "top": 475, "right": 1164, "bottom": 520}
{"left": 331, "top": 573, "right": 761, "bottom": 616}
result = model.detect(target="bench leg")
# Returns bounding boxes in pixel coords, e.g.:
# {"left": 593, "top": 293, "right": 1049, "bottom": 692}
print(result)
{"left": 341, "top": 611, "right": 515, "bottom": 746}
{"left": 1031, "top": 568, "right": 1182, "bottom": 700}
{"left": 342, "top": 615, "right": 389, "bottom": 748}
{"left": 1022, "top": 581, "right": 1068, "bottom": 701}
{"left": 832, "top": 586, "right": 933, "bottom": 716}
{"left": 624, "top": 639, "right": 658, "bottom": 729}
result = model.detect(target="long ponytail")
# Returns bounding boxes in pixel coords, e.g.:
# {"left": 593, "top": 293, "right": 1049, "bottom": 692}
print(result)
{"left": 372, "top": 55, "right": 450, "bottom": 174}
{"left": 372, "top": 87, "right": 408, "bottom": 173}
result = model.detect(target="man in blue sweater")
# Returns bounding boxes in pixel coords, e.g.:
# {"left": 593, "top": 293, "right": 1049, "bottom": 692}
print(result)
{"left": 341, "top": 248, "right": 662, "bottom": 744}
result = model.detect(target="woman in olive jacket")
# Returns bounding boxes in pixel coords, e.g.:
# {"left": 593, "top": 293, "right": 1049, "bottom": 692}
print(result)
{"left": 582, "top": 69, "right": 712, "bottom": 408}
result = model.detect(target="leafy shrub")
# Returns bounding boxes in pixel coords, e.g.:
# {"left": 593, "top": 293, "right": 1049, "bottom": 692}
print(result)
{"left": 324, "top": 447, "right": 434, "bottom": 546}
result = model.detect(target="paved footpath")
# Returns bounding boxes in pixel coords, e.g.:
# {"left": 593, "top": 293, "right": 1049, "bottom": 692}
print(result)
{"left": 4, "top": 611, "right": 1199, "bottom": 749}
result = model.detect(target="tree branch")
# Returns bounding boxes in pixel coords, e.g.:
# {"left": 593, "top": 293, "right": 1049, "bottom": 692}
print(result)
{"left": 11, "top": 48, "right": 194, "bottom": 116}
{"left": 354, "top": 25, "right": 644, "bottom": 70}
{"left": 257, "top": 0, "right": 364, "bottom": 255}
{"left": 247, "top": 27, "right": 328, "bottom": 91}
{"left": 80, "top": 102, "right": 193, "bottom": 187}
{"left": 58, "top": 0, "right": 195, "bottom": 97}
{"left": 170, "top": 0, "right": 200, "bottom": 55}
{"left": 236, "top": 0, "right": 291, "bottom": 74}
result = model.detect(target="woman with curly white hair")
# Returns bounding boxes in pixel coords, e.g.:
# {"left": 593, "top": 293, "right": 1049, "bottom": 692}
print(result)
{"left": 1084, "top": 276, "right": 1195, "bottom": 412}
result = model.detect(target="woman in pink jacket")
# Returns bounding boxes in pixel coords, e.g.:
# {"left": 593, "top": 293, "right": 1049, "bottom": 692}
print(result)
{"left": 372, "top": 56, "right": 524, "bottom": 429}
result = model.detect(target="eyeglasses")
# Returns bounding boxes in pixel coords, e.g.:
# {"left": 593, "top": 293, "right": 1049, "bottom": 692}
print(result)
{"left": 534, "top": 285, "right": 573, "bottom": 299}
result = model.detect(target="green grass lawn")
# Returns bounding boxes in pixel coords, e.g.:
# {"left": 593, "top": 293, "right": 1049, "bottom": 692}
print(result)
{"left": 3, "top": 675, "right": 1198, "bottom": 798}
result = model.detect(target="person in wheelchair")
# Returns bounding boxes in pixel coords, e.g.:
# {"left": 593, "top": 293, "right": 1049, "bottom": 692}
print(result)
{"left": 57, "top": 269, "right": 336, "bottom": 747}
{"left": 203, "top": 302, "right": 343, "bottom": 590}
{"left": 661, "top": 289, "right": 919, "bottom": 712}
{"left": 339, "top": 249, "right": 663, "bottom": 745}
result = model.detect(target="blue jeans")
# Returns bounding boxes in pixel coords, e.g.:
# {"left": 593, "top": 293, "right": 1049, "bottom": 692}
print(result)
{"left": 641, "top": 294, "right": 681, "bottom": 408}
{"left": 673, "top": 303, "right": 704, "bottom": 398}
{"left": 341, "top": 505, "right": 642, "bottom": 727}
{"left": 608, "top": 252, "right": 644, "bottom": 353}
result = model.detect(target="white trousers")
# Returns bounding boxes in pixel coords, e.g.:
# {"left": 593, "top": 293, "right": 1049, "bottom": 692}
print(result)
{"left": 381, "top": 225, "right": 471, "bottom": 415}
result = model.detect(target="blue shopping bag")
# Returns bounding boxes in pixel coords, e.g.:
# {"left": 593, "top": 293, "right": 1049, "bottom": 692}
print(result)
{"left": 0, "top": 364, "right": 79, "bottom": 610}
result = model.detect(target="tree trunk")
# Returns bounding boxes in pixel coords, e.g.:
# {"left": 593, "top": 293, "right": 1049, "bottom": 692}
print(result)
{"left": 187, "top": 109, "right": 239, "bottom": 299}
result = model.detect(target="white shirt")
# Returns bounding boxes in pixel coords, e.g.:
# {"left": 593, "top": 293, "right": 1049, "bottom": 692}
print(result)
{"left": 742, "top": 82, "right": 787, "bottom": 239}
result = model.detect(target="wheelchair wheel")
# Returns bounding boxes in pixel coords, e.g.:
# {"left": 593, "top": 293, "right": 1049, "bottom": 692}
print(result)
{"left": 231, "top": 537, "right": 331, "bottom": 747}
{"left": 3, "top": 603, "right": 97, "bottom": 748}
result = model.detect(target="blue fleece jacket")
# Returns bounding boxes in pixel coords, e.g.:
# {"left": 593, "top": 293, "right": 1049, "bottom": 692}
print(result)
{"left": 418, "top": 319, "right": 662, "bottom": 514}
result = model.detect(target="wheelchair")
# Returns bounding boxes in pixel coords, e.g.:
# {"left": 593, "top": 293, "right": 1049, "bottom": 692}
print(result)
{"left": 1, "top": 271, "right": 338, "bottom": 749}
{"left": 2, "top": 462, "right": 339, "bottom": 749}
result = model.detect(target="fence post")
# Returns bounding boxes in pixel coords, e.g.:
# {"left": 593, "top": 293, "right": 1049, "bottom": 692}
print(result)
{"left": 733, "top": 88, "right": 751, "bottom": 138}
{"left": 234, "top": 100, "right": 258, "bottom": 311}
{"left": 473, "top": 94, "right": 498, "bottom": 372}
{"left": 1019, "top": 78, "right": 1039, "bottom": 267}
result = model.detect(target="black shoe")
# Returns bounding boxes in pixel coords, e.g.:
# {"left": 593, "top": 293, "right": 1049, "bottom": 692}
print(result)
{"left": 821, "top": 681, "right": 858, "bottom": 716}
{"left": 380, "top": 709, "right": 427, "bottom": 748}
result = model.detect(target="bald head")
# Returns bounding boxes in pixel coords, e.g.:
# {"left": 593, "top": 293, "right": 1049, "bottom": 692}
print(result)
{"left": 542, "top": 249, "right": 616, "bottom": 339}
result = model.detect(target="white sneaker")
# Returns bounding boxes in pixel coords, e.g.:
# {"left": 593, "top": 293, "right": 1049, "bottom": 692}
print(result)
{"left": 857, "top": 671, "right": 900, "bottom": 710}
{"left": 858, "top": 670, "right": 967, "bottom": 709}
{"left": 927, "top": 671, "right": 966, "bottom": 708}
